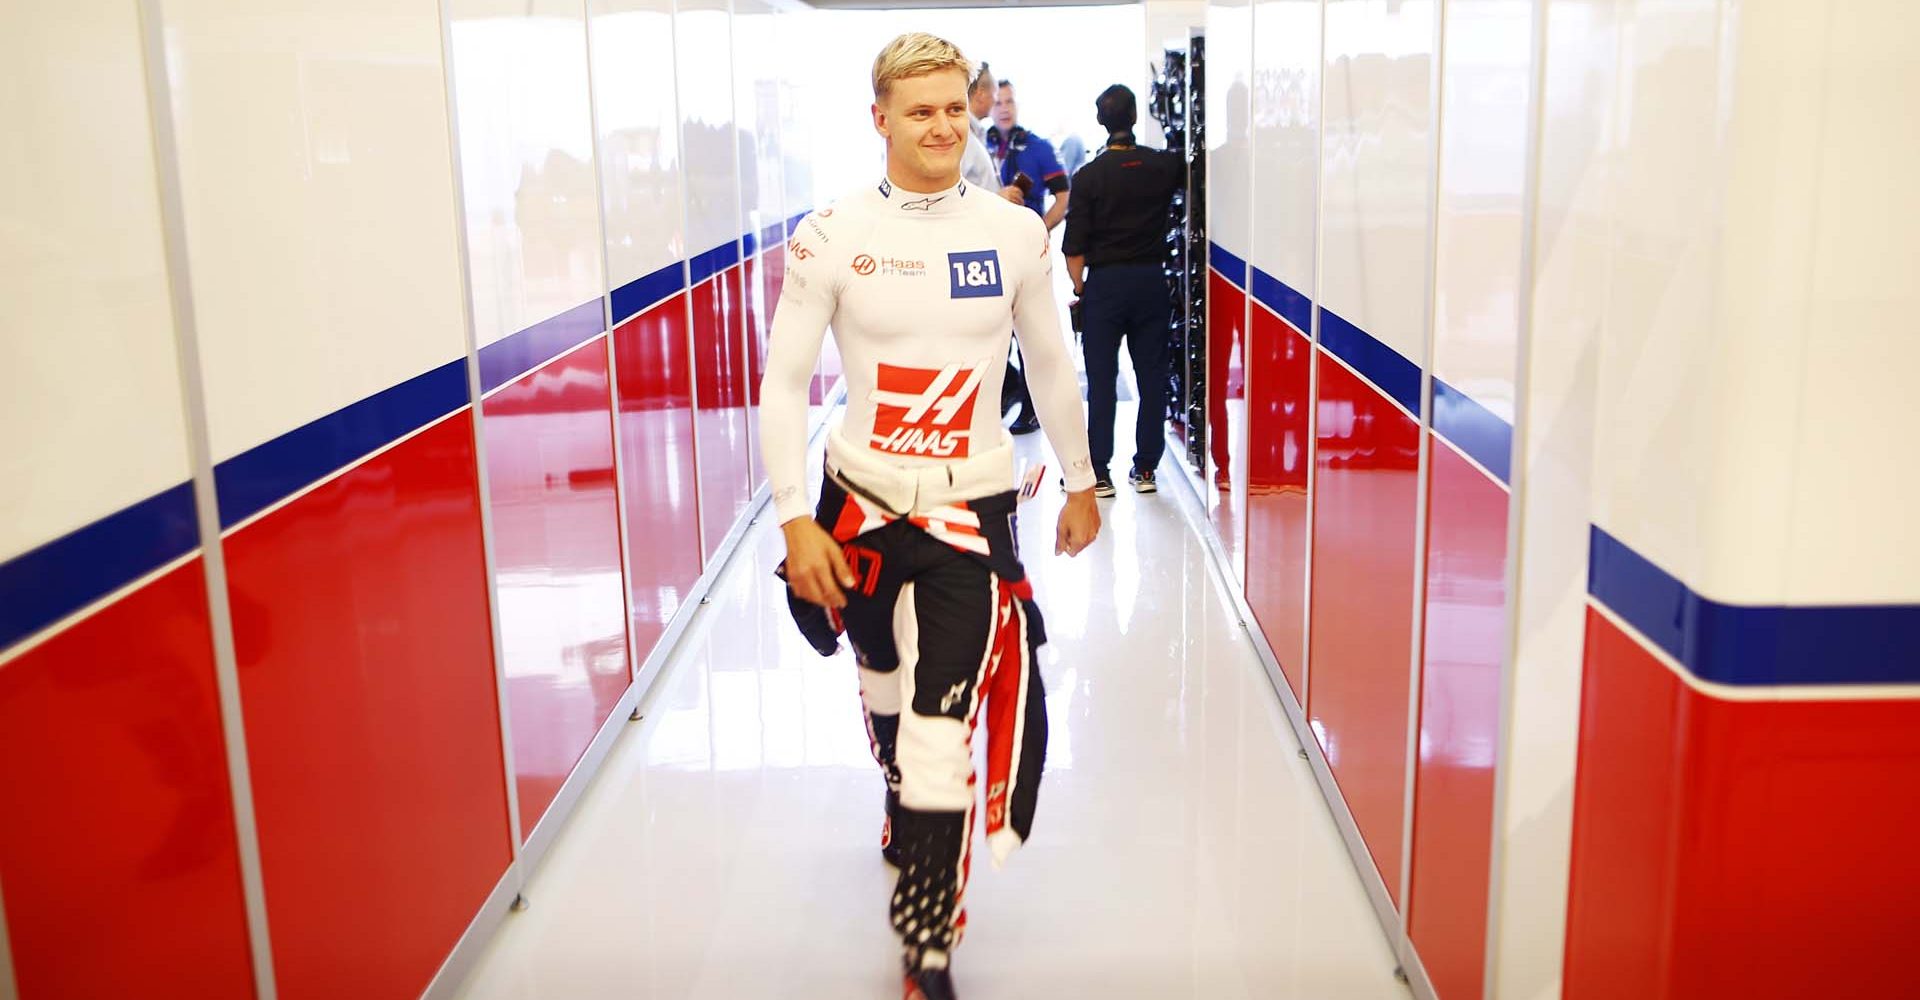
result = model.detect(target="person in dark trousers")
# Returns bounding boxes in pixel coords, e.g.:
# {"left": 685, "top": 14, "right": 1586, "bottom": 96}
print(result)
{"left": 1061, "top": 84, "right": 1185, "bottom": 496}
{"left": 987, "top": 79, "right": 1071, "bottom": 435}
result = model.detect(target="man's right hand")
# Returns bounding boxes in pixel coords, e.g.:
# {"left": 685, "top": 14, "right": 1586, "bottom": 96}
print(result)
{"left": 999, "top": 185, "right": 1024, "bottom": 204}
{"left": 782, "top": 518, "right": 857, "bottom": 609}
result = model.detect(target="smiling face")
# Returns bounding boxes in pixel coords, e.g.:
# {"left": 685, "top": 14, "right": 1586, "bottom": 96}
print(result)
{"left": 872, "top": 68, "right": 971, "bottom": 192}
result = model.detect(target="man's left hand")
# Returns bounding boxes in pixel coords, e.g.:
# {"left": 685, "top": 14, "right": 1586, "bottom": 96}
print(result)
{"left": 1055, "top": 488, "right": 1101, "bottom": 556}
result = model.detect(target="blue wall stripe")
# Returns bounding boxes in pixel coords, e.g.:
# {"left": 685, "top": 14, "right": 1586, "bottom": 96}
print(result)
{"left": 1207, "top": 241, "right": 1248, "bottom": 288}
{"left": 689, "top": 240, "right": 741, "bottom": 286}
{"left": 761, "top": 221, "right": 786, "bottom": 252}
{"left": 0, "top": 482, "right": 200, "bottom": 651}
{"left": 1432, "top": 378, "right": 1513, "bottom": 485}
{"left": 1317, "top": 306, "right": 1423, "bottom": 415}
{"left": 11, "top": 222, "right": 794, "bottom": 639}
{"left": 611, "top": 261, "right": 687, "bottom": 328}
{"left": 214, "top": 359, "right": 470, "bottom": 528}
{"left": 741, "top": 231, "right": 758, "bottom": 258}
{"left": 1588, "top": 527, "right": 1920, "bottom": 687}
{"left": 786, "top": 209, "right": 808, "bottom": 237}
{"left": 477, "top": 298, "right": 606, "bottom": 396}
{"left": 1249, "top": 266, "right": 1312, "bottom": 336}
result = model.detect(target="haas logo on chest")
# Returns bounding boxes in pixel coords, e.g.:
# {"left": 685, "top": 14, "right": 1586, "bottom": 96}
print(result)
{"left": 868, "top": 362, "right": 987, "bottom": 458}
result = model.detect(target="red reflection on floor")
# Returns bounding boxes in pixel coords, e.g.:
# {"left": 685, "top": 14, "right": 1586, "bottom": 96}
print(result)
{"left": 1245, "top": 302, "right": 1311, "bottom": 699}
{"left": 224, "top": 411, "right": 513, "bottom": 1000}
{"left": 1307, "top": 350, "right": 1421, "bottom": 904}
{"left": 692, "top": 267, "right": 753, "bottom": 559}
{"left": 612, "top": 295, "right": 704, "bottom": 665}
{"left": 1205, "top": 270, "right": 1248, "bottom": 570}
{"left": 1408, "top": 439, "right": 1507, "bottom": 1000}
{"left": 1565, "top": 609, "right": 1920, "bottom": 1000}
{"left": 483, "top": 338, "right": 632, "bottom": 840}
{"left": 0, "top": 559, "right": 255, "bottom": 999}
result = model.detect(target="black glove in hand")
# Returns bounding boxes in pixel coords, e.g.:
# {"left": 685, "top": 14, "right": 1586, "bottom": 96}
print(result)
{"left": 774, "top": 561, "right": 843, "bottom": 656}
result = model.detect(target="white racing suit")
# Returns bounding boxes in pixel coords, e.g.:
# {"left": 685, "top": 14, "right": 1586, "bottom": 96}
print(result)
{"left": 758, "top": 177, "right": 1096, "bottom": 972}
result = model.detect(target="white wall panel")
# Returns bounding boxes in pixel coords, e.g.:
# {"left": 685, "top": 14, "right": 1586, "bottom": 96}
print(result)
{"left": 1484, "top": 1, "right": 1622, "bottom": 994}
{"left": 734, "top": 0, "right": 784, "bottom": 245}
{"left": 1577, "top": 0, "right": 1920, "bottom": 607}
{"left": 1488, "top": 9, "right": 1616, "bottom": 996}
{"left": 1319, "top": 0, "right": 1434, "bottom": 364}
{"left": 0, "top": 2, "right": 194, "bottom": 558}
{"left": 1249, "top": 0, "right": 1322, "bottom": 302}
{"left": 164, "top": 0, "right": 469, "bottom": 460}
{"left": 1581, "top": 3, "right": 1719, "bottom": 591}
{"left": 778, "top": 8, "right": 814, "bottom": 218}
{"left": 1728, "top": 0, "right": 1920, "bottom": 605}
{"left": 450, "top": 0, "right": 605, "bottom": 348}
{"left": 677, "top": 0, "right": 740, "bottom": 256}
{"left": 1207, "top": 0, "right": 1254, "bottom": 261}
{"left": 1430, "top": 0, "right": 1528, "bottom": 419}
{"left": 591, "top": 0, "right": 686, "bottom": 293}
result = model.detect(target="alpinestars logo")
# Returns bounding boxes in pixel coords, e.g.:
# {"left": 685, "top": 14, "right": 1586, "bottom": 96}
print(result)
{"left": 939, "top": 681, "right": 969, "bottom": 713}
{"left": 869, "top": 362, "right": 986, "bottom": 458}
{"left": 901, "top": 195, "right": 944, "bottom": 212}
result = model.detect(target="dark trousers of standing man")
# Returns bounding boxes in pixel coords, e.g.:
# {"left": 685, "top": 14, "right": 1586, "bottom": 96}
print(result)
{"left": 1001, "top": 343, "right": 1034, "bottom": 423}
{"left": 1081, "top": 262, "right": 1171, "bottom": 478}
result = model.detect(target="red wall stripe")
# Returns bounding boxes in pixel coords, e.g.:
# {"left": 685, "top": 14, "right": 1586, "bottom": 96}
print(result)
{"left": 483, "top": 338, "right": 632, "bottom": 839}
{"left": 0, "top": 560, "right": 255, "bottom": 999}
{"left": 1307, "top": 350, "right": 1423, "bottom": 904}
{"left": 1408, "top": 439, "right": 1507, "bottom": 999}
{"left": 1566, "top": 608, "right": 1920, "bottom": 999}
{"left": 224, "top": 412, "right": 512, "bottom": 1000}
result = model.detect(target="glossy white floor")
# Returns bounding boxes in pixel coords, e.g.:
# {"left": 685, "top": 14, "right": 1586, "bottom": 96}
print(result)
{"left": 453, "top": 418, "right": 1410, "bottom": 1000}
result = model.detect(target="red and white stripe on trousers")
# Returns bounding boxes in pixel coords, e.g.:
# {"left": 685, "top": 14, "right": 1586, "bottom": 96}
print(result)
{"left": 829, "top": 489, "right": 991, "bottom": 556}
{"left": 948, "top": 576, "right": 1035, "bottom": 943}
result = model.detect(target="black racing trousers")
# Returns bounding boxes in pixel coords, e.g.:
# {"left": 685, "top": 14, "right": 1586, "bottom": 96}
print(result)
{"left": 798, "top": 477, "right": 1050, "bottom": 971}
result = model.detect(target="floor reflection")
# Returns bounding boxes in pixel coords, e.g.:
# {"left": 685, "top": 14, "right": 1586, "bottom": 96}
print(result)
{"left": 456, "top": 406, "right": 1411, "bottom": 1000}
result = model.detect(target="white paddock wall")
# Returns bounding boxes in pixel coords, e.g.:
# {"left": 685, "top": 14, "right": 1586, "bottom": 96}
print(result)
{"left": 0, "top": 1, "right": 817, "bottom": 997}
{"left": 1191, "top": 2, "right": 1920, "bottom": 999}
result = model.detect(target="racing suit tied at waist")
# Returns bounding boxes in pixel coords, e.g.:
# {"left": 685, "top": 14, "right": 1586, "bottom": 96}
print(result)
{"left": 825, "top": 426, "right": 1017, "bottom": 516}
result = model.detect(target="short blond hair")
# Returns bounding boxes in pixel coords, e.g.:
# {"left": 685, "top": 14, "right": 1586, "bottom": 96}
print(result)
{"left": 871, "top": 32, "right": 972, "bottom": 100}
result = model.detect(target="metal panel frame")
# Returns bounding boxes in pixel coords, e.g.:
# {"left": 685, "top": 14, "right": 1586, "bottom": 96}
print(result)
{"left": 436, "top": 0, "right": 529, "bottom": 892}
{"left": 580, "top": 0, "right": 650, "bottom": 718}
{"left": 1301, "top": 0, "right": 1327, "bottom": 722}
{"left": 137, "top": 2, "right": 280, "bottom": 995}
{"left": 1396, "top": 0, "right": 1448, "bottom": 977}
{"left": 1484, "top": 0, "right": 1553, "bottom": 994}
{"left": 418, "top": 863, "right": 522, "bottom": 1000}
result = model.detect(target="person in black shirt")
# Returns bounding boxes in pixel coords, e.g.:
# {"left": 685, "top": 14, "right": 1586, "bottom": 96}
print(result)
{"left": 1061, "top": 84, "right": 1185, "bottom": 495}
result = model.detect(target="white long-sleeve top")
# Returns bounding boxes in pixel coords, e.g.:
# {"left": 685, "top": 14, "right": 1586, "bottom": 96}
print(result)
{"left": 759, "top": 177, "right": 1096, "bottom": 525}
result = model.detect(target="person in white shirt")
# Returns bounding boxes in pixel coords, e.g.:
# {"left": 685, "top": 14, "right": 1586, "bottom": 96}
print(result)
{"left": 758, "top": 32, "right": 1100, "bottom": 1000}
{"left": 959, "top": 61, "right": 999, "bottom": 191}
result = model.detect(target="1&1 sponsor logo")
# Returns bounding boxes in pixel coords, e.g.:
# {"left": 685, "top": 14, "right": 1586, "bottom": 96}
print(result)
{"left": 947, "top": 250, "right": 1003, "bottom": 299}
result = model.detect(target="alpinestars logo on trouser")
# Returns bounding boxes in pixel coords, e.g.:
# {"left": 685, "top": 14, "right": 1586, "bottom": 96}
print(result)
{"left": 778, "top": 476, "right": 1050, "bottom": 987}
